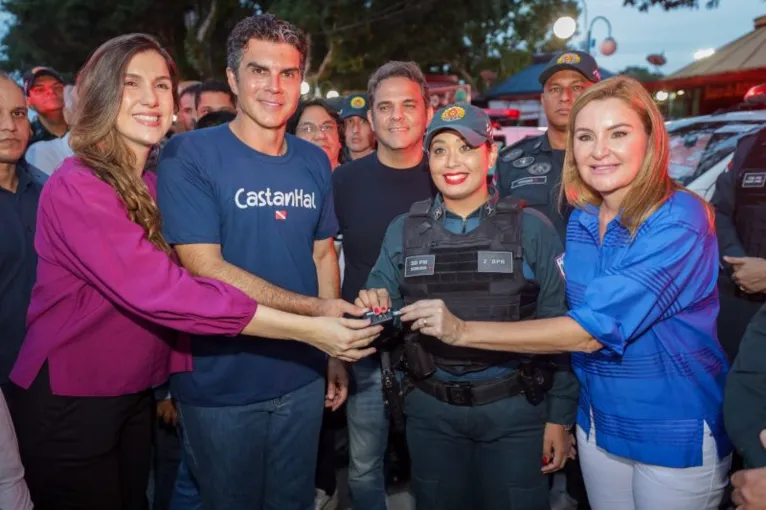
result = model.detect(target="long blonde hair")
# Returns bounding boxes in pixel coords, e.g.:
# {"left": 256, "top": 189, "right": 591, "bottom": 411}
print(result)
{"left": 561, "top": 76, "right": 710, "bottom": 236}
{"left": 70, "top": 33, "right": 178, "bottom": 252}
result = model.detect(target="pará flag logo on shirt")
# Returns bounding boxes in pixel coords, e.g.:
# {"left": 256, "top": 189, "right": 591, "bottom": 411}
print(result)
{"left": 556, "top": 253, "right": 565, "bottom": 279}
{"left": 275, "top": 210, "right": 287, "bottom": 220}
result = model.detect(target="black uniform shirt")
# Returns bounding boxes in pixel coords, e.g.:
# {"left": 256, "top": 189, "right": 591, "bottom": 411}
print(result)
{"left": 494, "top": 133, "right": 571, "bottom": 241}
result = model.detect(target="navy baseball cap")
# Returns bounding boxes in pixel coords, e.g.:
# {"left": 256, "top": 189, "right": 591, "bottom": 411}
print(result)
{"left": 538, "top": 51, "right": 601, "bottom": 85}
{"left": 425, "top": 103, "right": 492, "bottom": 149}
{"left": 340, "top": 94, "right": 369, "bottom": 120}
{"left": 23, "top": 66, "right": 65, "bottom": 96}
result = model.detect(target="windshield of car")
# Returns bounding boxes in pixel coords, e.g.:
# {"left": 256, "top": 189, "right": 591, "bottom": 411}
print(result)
{"left": 668, "top": 122, "right": 762, "bottom": 185}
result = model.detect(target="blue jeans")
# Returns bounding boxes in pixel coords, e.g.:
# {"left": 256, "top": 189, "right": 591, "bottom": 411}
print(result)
{"left": 346, "top": 357, "right": 389, "bottom": 510}
{"left": 170, "top": 424, "right": 201, "bottom": 510}
{"left": 176, "top": 377, "right": 325, "bottom": 510}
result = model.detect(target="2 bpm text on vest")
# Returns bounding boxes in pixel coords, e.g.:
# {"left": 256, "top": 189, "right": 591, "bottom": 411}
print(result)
{"left": 234, "top": 188, "right": 317, "bottom": 210}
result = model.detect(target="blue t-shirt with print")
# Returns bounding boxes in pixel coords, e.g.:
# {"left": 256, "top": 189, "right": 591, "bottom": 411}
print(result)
{"left": 156, "top": 124, "right": 337, "bottom": 406}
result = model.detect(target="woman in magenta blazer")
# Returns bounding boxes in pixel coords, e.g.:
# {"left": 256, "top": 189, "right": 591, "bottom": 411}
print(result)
{"left": 6, "top": 33, "right": 380, "bottom": 510}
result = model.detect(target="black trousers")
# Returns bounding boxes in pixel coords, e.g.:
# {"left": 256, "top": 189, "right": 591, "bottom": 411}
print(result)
{"left": 6, "top": 364, "right": 152, "bottom": 510}
{"left": 152, "top": 416, "right": 182, "bottom": 510}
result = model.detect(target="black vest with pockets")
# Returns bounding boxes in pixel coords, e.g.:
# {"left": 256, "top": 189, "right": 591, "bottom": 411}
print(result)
{"left": 400, "top": 197, "right": 540, "bottom": 370}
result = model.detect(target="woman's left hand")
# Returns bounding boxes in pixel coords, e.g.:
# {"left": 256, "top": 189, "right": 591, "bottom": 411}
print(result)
{"left": 400, "top": 299, "right": 465, "bottom": 345}
{"left": 541, "top": 423, "right": 572, "bottom": 474}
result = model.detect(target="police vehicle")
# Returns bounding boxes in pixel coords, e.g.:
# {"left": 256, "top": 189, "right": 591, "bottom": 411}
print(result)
{"left": 668, "top": 85, "right": 766, "bottom": 201}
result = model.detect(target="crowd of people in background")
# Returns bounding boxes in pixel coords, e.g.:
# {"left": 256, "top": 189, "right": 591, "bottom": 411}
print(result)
{"left": 2, "top": 10, "right": 766, "bottom": 510}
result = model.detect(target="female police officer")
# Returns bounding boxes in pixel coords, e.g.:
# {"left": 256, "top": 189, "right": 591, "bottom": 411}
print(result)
{"left": 356, "top": 103, "right": 578, "bottom": 510}
{"left": 401, "top": 78, "right": 732, "bottom": 509}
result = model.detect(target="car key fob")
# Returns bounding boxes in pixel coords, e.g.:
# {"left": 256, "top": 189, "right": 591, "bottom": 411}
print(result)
{"left": 344, "top": 310, "right": 400, "bottom": 326}
{"left": 363, "top": 310, "right": 397, "bottom": 326}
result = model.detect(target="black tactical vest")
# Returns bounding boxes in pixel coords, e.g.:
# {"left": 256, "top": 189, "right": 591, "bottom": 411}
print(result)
{"left": 734, "top": 129, "right": 766, "bottom": 258}
{"left": 400, "top": 197, "right": 539, "bottom": 370}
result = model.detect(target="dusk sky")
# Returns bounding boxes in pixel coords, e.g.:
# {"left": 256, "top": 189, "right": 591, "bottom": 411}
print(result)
{"left": 579, "top": 0, "right": 765, "bottom": 74}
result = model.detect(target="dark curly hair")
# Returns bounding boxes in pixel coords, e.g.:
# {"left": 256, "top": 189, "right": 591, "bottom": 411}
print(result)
{"left": 226, "top": 14, "right": 309, "bottom": 76}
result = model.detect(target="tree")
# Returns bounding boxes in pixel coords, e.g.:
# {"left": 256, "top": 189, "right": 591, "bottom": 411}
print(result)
{"left": 622, "top": 0, "right": 719, "bottom": 10}
{"left": 0, "top": 0, "right": 579, "bottom": 92}
{"left": 0, "top": 0, "right": 257, "bottom": 79}
{"left": 621, "top": 65, "right": 664, "bottom": 82}
{"left": 269, "top": 0, "right": 580, "bottom": 92}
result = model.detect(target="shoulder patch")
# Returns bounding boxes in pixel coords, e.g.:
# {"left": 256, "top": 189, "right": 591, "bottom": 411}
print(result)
{"left": 512, "top": 156, "right": 535, "bottom": 168}
{"left": 528, "top": 162, "right": 551, "bottom": 176}
{"left": 501, "top": 148, "right": 524, "bottom": 163}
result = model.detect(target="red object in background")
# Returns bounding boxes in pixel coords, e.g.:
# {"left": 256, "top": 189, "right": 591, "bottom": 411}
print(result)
{"left": 275, "top": 210, "right": 287, "bottom": 220}
{"left": 745, "top": 83, "right": 766, "bottom": 104}
{"left": 647, "top": 54, "right": 667, "bottom": 67}
{"left": 484, "top": 108, "right": 520, "bottom": 119}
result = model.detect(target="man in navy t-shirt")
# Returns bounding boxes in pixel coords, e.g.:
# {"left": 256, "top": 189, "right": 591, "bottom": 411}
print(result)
{"left": 156, "top": 14, "right": 365, "bottom": 510}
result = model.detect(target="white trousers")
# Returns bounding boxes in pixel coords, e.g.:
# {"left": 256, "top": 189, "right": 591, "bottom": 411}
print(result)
{"left": 577, "top": 423, "right": 731, "bottom": 510}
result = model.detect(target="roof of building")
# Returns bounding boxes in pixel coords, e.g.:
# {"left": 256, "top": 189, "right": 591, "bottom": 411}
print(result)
{"left": 667, "top": 15, "right": 766, "bottom": 80}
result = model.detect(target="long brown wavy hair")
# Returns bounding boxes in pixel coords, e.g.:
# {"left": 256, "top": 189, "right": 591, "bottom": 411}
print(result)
{"left": 70, "top": 33, "right": 179, "bottom": 252}
{"left": 561, "top": 76, "right": 712, "bottom": 236}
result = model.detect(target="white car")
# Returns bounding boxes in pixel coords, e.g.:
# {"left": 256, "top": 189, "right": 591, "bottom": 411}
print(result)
{"left": 667, "top": 110, "right": 766, "bottom": 201}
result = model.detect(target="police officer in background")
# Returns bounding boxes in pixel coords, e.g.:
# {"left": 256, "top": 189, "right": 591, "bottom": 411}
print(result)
{"left": 358, "top": 104, "right": 578, "bottom": 510}
{"left": 718, "top": 128, "right": 766, "bottom": 505}
{"left": 340, "top": 93, "right": 376, "bottom": 161}
{"left": 493, "top": 50, "right": 600, "bottom": 509}
{"left": 711, "top": 127, "right": 766, "bottom": 362}
{"left": 494, "top": 51, "right": 601, "bottom": 240}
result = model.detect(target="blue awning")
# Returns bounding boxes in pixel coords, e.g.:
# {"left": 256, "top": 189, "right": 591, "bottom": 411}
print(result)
{"left": 485, "top": 63, "right": 615, "bottom": 99}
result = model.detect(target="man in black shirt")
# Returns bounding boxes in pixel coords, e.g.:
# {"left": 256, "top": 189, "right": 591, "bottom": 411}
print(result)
{"left": 332, "top": 61, "right": 434, "bottom": 510}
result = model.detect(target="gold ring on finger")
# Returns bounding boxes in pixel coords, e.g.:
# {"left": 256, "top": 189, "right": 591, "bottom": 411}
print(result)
{"left": 423, "top": 318, "right": 428, "bottom": 327}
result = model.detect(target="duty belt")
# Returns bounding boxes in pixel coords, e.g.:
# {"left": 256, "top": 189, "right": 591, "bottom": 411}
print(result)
{"left": 410, "top": 373, "right": 524, "bottom": 407}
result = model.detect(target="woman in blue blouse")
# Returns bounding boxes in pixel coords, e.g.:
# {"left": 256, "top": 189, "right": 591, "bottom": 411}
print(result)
{"left": 399, "top": 76, "right": 732, "bottom": 509}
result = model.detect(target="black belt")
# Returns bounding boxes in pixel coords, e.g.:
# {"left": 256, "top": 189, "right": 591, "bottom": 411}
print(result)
{"left": 410, "top": 373, "right": 523, "bottom": 407}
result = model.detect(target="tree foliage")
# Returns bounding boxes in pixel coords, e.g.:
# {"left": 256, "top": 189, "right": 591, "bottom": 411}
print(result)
{"left": 0, "top": 0, "right": 578, "bottom": 91}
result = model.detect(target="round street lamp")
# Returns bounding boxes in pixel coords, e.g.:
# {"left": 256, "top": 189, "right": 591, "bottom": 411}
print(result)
{"left": 555, "top": 1, "right": 617, "bottom": 56}
{"left": 300, "top": 81, "right": 311, "bottom": 95}
{"left": 553, "top": 16, "right": 577, "bottom": 39}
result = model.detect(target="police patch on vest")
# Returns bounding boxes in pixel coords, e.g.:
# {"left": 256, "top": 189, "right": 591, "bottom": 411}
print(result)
{"left": 477, "top": 251, "right": 513, "bottom": 273}
{"left": 502, "top": 148, "right": 524, "bottom": 163}
{"left": 555, "top": 253, "right": 565, "bottom": 279}
{"left": 404, "top": 255, "right": 436, "bottom": 277}
{"left": 512, "top": 156, "right": 535, "bottom": 168}
{"left": 511, "top": 176, "right": 547, "bottom": 189}
{"left": 528, "top": 162, "right": 551, "bottom": 175}
{"left": 742, "top": 172, "right": 766, "bottom": 188}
